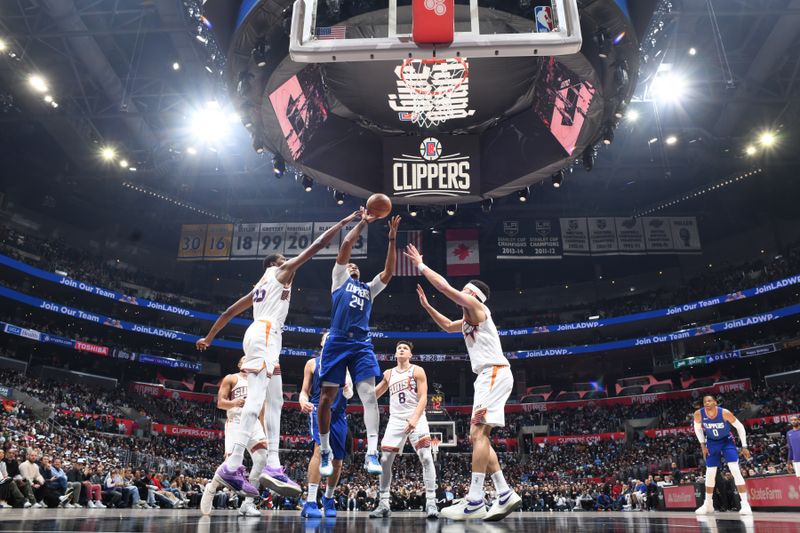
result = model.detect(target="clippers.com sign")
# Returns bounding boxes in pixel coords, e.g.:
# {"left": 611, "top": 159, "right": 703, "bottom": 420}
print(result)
{"left": 384, "top": 134, "right": 479, "bottom": 199}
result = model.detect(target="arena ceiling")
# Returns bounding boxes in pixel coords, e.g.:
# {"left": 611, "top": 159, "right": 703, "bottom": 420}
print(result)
{"left": 0, "top": 0, "right": 799, "bottom": 223}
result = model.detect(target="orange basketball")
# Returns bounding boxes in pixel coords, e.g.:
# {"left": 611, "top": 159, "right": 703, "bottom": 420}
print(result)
{"left": 366, "top": 193, "right": 392, "bottom": 219}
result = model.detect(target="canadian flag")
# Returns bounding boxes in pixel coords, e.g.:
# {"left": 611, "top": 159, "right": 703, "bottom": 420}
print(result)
{"left": 446, "top": 229, "right": 480, "bottom": 276}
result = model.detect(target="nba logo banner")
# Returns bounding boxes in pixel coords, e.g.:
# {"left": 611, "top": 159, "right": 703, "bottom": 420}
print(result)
{"left": 535, "top": 5, "right": 554, "bottom": 32}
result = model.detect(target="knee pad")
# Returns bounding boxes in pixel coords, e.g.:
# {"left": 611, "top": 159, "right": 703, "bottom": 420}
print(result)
{"left": 705, "top": 467, "right": 718, "bottom": 488}
{"left": 727, "top": 462, "right": 746, "bottom": 485}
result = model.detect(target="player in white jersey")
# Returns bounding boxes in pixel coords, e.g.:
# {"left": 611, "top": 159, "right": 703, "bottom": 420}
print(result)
{"left": 200, "top": 358, "right": 267, "bottom": 516}
{"left": 404, "top": 243, "right": 521, "bottom": 521}
{"left": 369, "top": 341, "right": 439, "bottom": 519}
{"left": 196, "top": 210, "right": 360, "bottom": 498}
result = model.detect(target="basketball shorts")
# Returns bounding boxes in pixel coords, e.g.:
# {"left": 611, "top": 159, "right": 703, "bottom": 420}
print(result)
{"left": 318, "top": 334, "right": 381, "bottom": 386}
{"left": 471, "top": 365, "right": 513, "bottom": 428}
{"left": 309, "top": 407, "right": 348, "bottom": 460}
{"left": 381, "top": 414, "right": 432, "bottom": 452}
{"left": 794, "top": 462, "right": 800, "bottom": 478}
{"left": 705, "top": 438, "right": 739, "bottom": 468}
{"left": 224, "top": 417, "right": 267, "bottom": 456}
{"left": 241, "top": 319, "right": 282, "bottom": 375}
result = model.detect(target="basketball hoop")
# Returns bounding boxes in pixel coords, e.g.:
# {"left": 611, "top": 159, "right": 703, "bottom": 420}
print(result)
{"left": 398, "top": 58, "right": 469, "bottom": 128}
{"left": 431, "top": 436, "right": 441, "bottom": 460}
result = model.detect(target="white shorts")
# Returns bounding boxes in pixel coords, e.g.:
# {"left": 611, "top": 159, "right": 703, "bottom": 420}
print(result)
{"left": 241, "top": 319, "right": 282, "bottom": 374}
{"left": 381, "top": 415, "right": 432, "bottom": 452}
{"left": 794, "top": 461, "right": 800, "bottom": 477}
{"left": 224, "top": 417, "right": 267, "bottom": 456}
{"left": 472, "top": 365, "right": 513, "bottom": 428}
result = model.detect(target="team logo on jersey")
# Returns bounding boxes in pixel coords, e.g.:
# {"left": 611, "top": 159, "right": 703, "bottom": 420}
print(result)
{"left": 462, "top": 321, "right": 478, "bottom": 341}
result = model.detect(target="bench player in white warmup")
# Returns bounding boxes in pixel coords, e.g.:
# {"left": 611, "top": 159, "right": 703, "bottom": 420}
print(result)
{"left": 200, "top": 357, "right": 267, "bottom": 516}
{"left": 370, "top": 341, "right": 439, "bottom": 519}
{"left": 196, "top": 210, "right": 360, "bottom": 498}
{"left": 405, "top": 243, "right": 521, "bottom": 521}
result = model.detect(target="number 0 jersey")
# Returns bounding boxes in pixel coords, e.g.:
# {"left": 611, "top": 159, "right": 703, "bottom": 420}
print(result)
{"left": 701, "top": 408, "right": 734, "bottom": 443}
{"left": 252, "top": 266, "right": 291, "bottom": 328}
{"left": 462, "top": 305, "right": 509, "bottom": 374}
{"left": 329, "top": 263, "right": 385, "bottom": 336}
{"left": 388, "top": 365, "right": 419, "bottom": 419}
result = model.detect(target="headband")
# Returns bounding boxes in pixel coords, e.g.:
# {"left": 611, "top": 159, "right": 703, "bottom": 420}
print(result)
{"left": 464, "top": 283, "right": 487, "bottom": 303}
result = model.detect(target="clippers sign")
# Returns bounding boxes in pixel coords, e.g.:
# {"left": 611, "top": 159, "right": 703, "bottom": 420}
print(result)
{"left": 384, "top": 135, "right": 479, "bottom": 199}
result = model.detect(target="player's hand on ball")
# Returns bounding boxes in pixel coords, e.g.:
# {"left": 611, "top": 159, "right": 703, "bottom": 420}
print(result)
{"left": 416, "top": 284, "right": 429, "bottom": 308}
{"left": 404, "top": 418, "right": 417, "bottom": 434}
{"left": 196, "top": 337, "right": 211, "bottom": 351}
{"left": 388, "top": 215, "right": 401, "bottom": 239}
{"left": 299, "top": 401, "right": 313, "bottom": 414}
{"left": 404, "top": 243, "right": 423, "bottom": 265}
{"left": 741, "top": 448, "right": 751, "bottom": 460}
{"left": 359, "top": 206, "right": 378, "bottom": 224}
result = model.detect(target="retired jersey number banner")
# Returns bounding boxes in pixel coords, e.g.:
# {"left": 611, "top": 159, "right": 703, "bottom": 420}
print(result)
{"left": 497, "top": 216, "right": 702, "bottom": 259}
{"left": 383, "top": 134, "right": 480, "bottom": 199}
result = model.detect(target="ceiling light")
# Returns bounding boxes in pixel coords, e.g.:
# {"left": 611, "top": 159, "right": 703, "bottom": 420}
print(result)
{"left": 301, "top": 175, "right": 313, "bottom": 192}
{"left": 333, "top": 190, "right": 345, "bottom": 205}
{"left": 172, "top": 62, "right": 180, "bottom": 71}
{"left": 582, "top": 146, "right": 595, "bottom": 171}
{"left": 745, "top": 145, "right": 756, "bottom": 156}
{"left": 480, "top": 198, "right": 493, "bottom": 213}
{"left": 28, "top": 74, "right": 48, "bottom": 93}
{"left": 688, "top": 47, "right": 697, "bottom": 56}
{"left": 626, "top": 109, "right": 639, "bottom": 122}
{"left": 445, "top": 205, "right": 457, "bottom": 216}
{"left": 517, "top": 187, "right": 530, "bottom": 202}
{"left": 100, "top": 146, "right": 116, "bottom": 161}
{"left": 119, "top": 159, "right": 129, "bottom": 168}
{"left": 551, "top": 170, "right": 564, "bottom": 188}
{"left": 758, "top": 131, "right": 776, "bottom": 147}
{"left": 0, "top": 40, "right": 6, "bottom": 52}
{"left": 273, "top": 156, "right": 285, "bottom": 178}
{"left": 408, "top": 205, "right": 418, "bottom": 217}
{"left": 44, "top": 95, "right": 53, "bottom": 103}
{"left": 601, "top": 125, "right": 614, "bottom": 145}
{"left": 665, "top": 135, "right": 678, "bottom": 145}
{"left": 650, "top": 72, "right": 687, "bottom": 103}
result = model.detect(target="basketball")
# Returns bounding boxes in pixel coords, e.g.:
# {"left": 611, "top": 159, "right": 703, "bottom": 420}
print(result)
{"left": 366, "top": 193, "right": 392, "bottom": 219}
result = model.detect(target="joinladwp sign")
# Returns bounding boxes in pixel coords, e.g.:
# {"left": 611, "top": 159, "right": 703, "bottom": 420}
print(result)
{"left": 384, "top": 135, "right": 479, "bottom": 198}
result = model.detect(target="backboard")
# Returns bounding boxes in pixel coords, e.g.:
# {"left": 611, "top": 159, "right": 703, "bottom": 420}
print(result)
{"left": 290, "top": 0, "right": 582, "bottom": 63}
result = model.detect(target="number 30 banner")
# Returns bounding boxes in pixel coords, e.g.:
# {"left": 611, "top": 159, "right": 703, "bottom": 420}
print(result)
{"left": 180, "top": 222, "right": 367, "bottom": 261}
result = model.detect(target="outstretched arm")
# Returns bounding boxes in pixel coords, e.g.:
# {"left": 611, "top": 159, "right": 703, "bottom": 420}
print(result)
{"left": 336, "top": 208, "right": 375, "bottom": 266}
{"left": 404, "top": 243, "right": 484, "bottom": 316}
{"left": 275, "top": 210, "right": 361, "bottom": 285}
{"left": 378, "top": 216, "right": 401, "bottom": 284}
{"left": 416, "top": 284, "right": 462, "bottom": 333}
{"left": 196, "top": 291, "right": 254, "bottom": 350}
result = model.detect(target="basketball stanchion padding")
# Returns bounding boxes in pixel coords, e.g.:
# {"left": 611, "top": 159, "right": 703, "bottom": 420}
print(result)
{"left": 412, "top": 0, "right": 454, "bottom": 44}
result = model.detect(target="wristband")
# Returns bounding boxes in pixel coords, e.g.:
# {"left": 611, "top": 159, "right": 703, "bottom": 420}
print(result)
{"left": 418, "top": 263, "right": 427, "bottom": 274}
{"left": 389, "top": 238, "right": 396, "bottom": 241}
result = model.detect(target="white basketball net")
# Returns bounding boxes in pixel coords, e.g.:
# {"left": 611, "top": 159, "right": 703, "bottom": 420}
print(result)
{"left": 396, "top": 58, "right": 471, "bottom": 128}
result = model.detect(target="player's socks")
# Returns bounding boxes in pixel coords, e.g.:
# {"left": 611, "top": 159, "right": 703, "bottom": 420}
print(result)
{"left": 367, "top": 434, "right": 379, "bottom": 456}
{"left": 467, "top": 472, "right": 486, "bottom": 501}
{"left": 320, "top": 432, "right": 331, "bottom": 452}
{"left": 324, "top": 485, "right": 336, "bottom": 499}
{"left": 267, "top": 449, "right": 280, "bottom": 468}
{"left": 225, "top": 444, "right": 246, "bottom": 468}
{"left": 491, "top": 470, "right": 510, "bottom": 494}
{"left": 308, "top": 483, "right": 319, "bottom": 503}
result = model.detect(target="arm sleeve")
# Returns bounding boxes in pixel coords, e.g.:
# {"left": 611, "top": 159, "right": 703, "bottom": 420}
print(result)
{"left": 788, "top": 432, "right": 793, "bottom": 461}
{"left": 694, "top": 421, "right": 706, "bottom": 444}
{"left": 331, "top": 263, "right": 349, "bottom": 292}
{"left": 367, "top": 274, "right": 387, "bottom": 299}
{"left": 731, "top": 418, "right": 748, "bottom": 448}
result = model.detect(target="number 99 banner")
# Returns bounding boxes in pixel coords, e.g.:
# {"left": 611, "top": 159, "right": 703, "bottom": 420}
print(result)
{"left": 180, "top": 222, "right": 367, "bottom": 261}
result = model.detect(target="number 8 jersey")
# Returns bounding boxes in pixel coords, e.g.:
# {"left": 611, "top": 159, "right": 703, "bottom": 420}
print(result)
{"left": 329, "top": 263, "right": 386, "bottom": 336}
{"left": 388, "top": 366, "right": 418, "bottom": 418}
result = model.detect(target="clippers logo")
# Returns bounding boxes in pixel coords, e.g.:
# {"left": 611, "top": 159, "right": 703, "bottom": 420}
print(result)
{"left": 391, "top": 137, "right": 471, "bottom": 197}
{"left": 424, "top": 0, "right": 447, "bottom": 16}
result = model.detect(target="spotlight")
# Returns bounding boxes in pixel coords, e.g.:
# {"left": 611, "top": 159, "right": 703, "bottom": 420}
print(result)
{"left": 333, "top": 190, "right": 345, "bottom": 205}
{"left": 595, "top": 29, "right": 611, "bottom": 59}
{"left": 51, "top": 101, "right": 58, "bottom": 108}
{"left": 28, "top": 74, "right": 48, "bottom": 93}
{"left": 190, "top": 101, "right": 231, "bottom": 143}
{"left": 517, "top": 187, "right": 530, "bottom": 202}
{"left": 172, "top": 62, "right": 180, "bottom": 71}
{"left": 665, "top": 135, "right": 678, "bottom": 145}
{"left": 758, "top": 131, "right": 776, "bottom": 147}
{"left": 744, "top": 145, "right": 757, "bottom": 156}
{"left": 252, "top": 135, "right": 267, "bottom": 154}
{"left": 0, "top": 40, "right": 6, "bottom": 52}
{"left": 273, "top": 156, "right": 285, "bottom": 178}
{"left": 252, "top": 40, "right": 270, "bottom": 68}
{"left": 601, "top": 125, "right": 614, "bottom": 145}
{"left": 445, "top": 205, "right": 457, "bottom": 216}
{"left": 119, "top": 159, "right": 129, "bottom": 168}
{"left": 582, "top": 146, "right": 595, "bottom": 171}
{"left": 688, "top": 47, "right": 697, "bottom": 56}
{"left": 100, "top": 146, "right": 116, "bottom": 161}
{"left": 551, "top": 170, "right": 564, "bottom": 188}
{"left": 626, "top": 109, "right": 640, "bottom": 122}
{"left": 650, "top": 72, "right": 688, "bottom": 103}
{"left": 44, "top": 95, "right": 53, "bottom": 103}
{"left": 480, "top": 198, "right": 493, "bottom": 213}
{"left": 407, "top": 205, "right": 418, "bottom": 217}
{"left": 187, "top": 146, "right": 198, "bottom": 155}
{"left": 273, "top": 155, "right": 285, "bottom": 178}
{"left": 301, "top": 175, "right": 313, "bottom": 192}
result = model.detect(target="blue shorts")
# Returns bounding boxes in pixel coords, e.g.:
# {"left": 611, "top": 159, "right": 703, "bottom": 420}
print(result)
{"left": 318, "top": 335, "right": 381, "bottom": 386}
{"left": 309, "top": 408, "right": 348, "bottom": 460}
{"left": 706, "top": 439, "right": 739, "bottom": 468}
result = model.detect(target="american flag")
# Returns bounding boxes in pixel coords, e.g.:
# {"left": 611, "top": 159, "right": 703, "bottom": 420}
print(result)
{"left": 316, "top": 25, "right": 346, "bottom": 40}
{"left": 395, "top": 230, "right": 423, "bottom": 276}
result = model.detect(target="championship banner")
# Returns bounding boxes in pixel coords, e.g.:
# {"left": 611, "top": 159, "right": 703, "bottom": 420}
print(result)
{"left": 642, "top": 217, "right": 674, "bottom": 252}
{"left": 560, "top": 217, "right": 590, "bottom": 255}
{"left": 177, "top": 224, "right": 206, "bottom": 259}
{"left": 257, "top": 223, "right": 286, "bottom": 256}
{"left": 587, "top": 217, "right": 618, "bottom": 255}
{"left": 231, "top": 223, "right": 261, "bottom": 258}
{"left": 614, "top": 217, "right": 646, "bottom": 254}
{"left": 203, "top": 224, "right": 233, "bottom": 259}
{"left": 497, "top": 219, "right": 562, "bottom": 259}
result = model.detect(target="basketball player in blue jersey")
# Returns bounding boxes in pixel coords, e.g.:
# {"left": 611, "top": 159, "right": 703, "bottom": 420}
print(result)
{"left": 694, "top": 395, "right": 752, "bottom": 515}
{"left": 316, "top": 212, "right": 401, "bottom": 478}
{"left": 298, "top": 333, "right": 353, "bottom": 518}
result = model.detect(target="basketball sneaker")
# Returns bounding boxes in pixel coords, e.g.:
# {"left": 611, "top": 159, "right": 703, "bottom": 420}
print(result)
{"left": 364, "top": 453, "right": 382, "bottom": 475}
{"left": 321, "top": 495, "right": 337, "bottom": 517}
{"left": 426, "top": 499, "right": 440, "bottom": 519}
{"left": 484, "top": 490, "right": 521, "bottom": 521}
{"left": 259, "top": 465, "right": 301, "bottom": 497}
{"left": 301, "top": 501, "right": 322, "bottom": 518}
{"left": 319, "top": 450, "right": 334, "bottom": 477}
{"left": 238, "top": 499, "right": 261, "bottom": 517}
{"left": 739, "top": 502, "right": 752, "bottom": 515}
{"left": 695, "top": 500, "right": 714, "bottom": 514}
{"left": 200, "top": 481, "right": 216, "bottom": 515}
{"left": 214, "top": 464, "right": 259, "bottom": 498}
{"left": 369, "top": 501, "right": 391, "bottom": 518}
{"left": 440, "top": 498, "right": 487, "bottom": 521}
